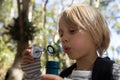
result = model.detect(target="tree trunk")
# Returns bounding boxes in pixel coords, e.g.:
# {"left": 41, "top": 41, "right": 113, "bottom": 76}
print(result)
{"left": 42, "top": 0, "right": 48, "bottom": 61}
{"left": 4, "top": 0, "right": 30, "bottom": 80}
{"left": 90, "top": 0, "right": 93, "bottom": 6}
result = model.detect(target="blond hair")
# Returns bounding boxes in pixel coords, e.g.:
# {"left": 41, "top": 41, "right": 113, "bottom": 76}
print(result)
{"left": 59, "top": 4, "right": 110, "bottom": 56}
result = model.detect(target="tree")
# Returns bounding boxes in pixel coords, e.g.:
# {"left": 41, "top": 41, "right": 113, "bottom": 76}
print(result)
{"left": 4, "top": 0, "right": 36, "bottom": 80}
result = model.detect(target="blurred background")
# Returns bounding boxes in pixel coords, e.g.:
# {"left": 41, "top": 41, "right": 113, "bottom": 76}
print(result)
{"left": 0, "top": 0, "right": 120, "bottom": 80}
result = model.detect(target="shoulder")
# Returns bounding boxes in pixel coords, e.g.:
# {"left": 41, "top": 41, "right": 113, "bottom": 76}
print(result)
{"left": 112, "top": 63, "right": 120, "bottom": 80}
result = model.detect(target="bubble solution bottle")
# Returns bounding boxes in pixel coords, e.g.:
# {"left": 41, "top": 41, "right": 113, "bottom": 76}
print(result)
{"left": 46, "top": 45, "right": 60, "bottom": 75}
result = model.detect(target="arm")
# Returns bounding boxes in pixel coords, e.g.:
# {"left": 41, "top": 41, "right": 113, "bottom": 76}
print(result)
{"left": 41, "top": 74, "right": 63, "bottom": 80}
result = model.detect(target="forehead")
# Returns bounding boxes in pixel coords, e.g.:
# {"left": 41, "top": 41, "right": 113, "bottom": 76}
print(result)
{"left": 59, "top": 17, "right": 78, "bottom": 29}
{"left": 59, "top": 23, "right": 78, "bottom": 32}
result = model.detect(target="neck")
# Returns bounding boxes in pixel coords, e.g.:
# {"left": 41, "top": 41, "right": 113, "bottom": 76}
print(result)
{"left": 76, "top": 52, "right": 98, "bottom": 70}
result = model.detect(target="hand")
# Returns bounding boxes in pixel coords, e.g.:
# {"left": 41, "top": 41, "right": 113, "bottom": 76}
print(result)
{"left": 41, "top": 74, "right": 63, "bottom": 80}
{"left": 21, "top": 46, "right": 41, "bottom": 80}
{"left": 21, "top": 46, "right": 35, "bottom": 63}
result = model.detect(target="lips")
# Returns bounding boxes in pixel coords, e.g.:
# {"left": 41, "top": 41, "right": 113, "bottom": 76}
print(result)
{"left": 63, "top": 47, "right": 71, "bottom": 53}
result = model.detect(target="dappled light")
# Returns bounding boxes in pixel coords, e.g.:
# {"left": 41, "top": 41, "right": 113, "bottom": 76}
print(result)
{"left": 0, "top": 0, "right": 120, "bottom": 80}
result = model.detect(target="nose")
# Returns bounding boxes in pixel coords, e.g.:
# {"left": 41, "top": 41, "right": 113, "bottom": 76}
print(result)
{"left": 61, "top": 34, "right": 69, "bottom": 43}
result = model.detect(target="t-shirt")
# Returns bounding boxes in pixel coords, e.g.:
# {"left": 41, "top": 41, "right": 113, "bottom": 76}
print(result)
{"left": 64, "top": 70, "right": 92, "bottom": 80}
{"left": 64, "top": 63, "right": 120, "bottom": 80}
{"left": 70, "top": 70, "right": 92, "bottom": 80}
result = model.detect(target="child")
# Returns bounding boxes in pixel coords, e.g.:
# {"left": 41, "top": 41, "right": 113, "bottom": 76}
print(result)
{"left": 21, "top": 4, "right": 120, "bottom": 80}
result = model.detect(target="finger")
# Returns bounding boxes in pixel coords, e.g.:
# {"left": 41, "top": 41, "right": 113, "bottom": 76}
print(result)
{"left": 22, "top": 46, "right": 32, "bottom": 55}
{"left": 25, "top": 49, "right": 32, "bottom": 55}
{"left": 22, "top": 56, "right": 34, "bottom": 63}
{"left": 23, "top": 48, "right": 32, "bottom": 56}
{"left": 27, "top": 46, "right": 32, "bottom": 49}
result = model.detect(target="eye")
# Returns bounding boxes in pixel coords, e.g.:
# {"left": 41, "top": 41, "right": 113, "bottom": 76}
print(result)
{"left": 59, "top": 31, "right": 63, "bottom": 37}
{"left": 70, "top": 29, "right": 75, "bottom": 33}
{"left": 69, "top": 29, "right": 77, "bottom": 34}
{"left": 59, "top": 33, "right": 63, "bottom": 37}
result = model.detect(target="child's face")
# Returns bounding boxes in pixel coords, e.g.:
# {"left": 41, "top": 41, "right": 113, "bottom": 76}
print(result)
{"left": 58, "top": 21, "right": 96, "bottom": 60}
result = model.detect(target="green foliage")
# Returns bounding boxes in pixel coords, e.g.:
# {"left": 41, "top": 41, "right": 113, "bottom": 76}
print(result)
{"left": 0, "top": 37, "right": 14, "bottom": 69}
{"left": 114, "top": 22, "right": 120, "bottom": 29}
{"left": 115, "top": 59, "right": 120, "bottom": 64}
{"left": 0, "top": 35, "right": 15, "bottom": 80}
{"left": 0, "top": 0, "right": 12, "bottom": 25}
{"left": 5, "top": 17, "right": 37, "bottom": 41}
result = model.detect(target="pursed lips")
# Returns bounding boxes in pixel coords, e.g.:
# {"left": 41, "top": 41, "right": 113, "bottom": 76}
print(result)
{"left": 63, "top": 46, "right": 71, "bottom": 53}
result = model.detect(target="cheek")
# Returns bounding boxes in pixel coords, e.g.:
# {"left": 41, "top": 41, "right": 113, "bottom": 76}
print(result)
{"left": 71, "top": 36, "right": 93, "bottom": 51}
{"left": 73, "top": 40, "right": 88, "bottom": 50}
{"left": 71, "top": 35, "right": 85, "bottom": 45}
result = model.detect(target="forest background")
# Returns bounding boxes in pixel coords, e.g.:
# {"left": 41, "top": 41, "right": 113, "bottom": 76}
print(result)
{"left": 0, "top": 0, "right": 120, "bottom": 80}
